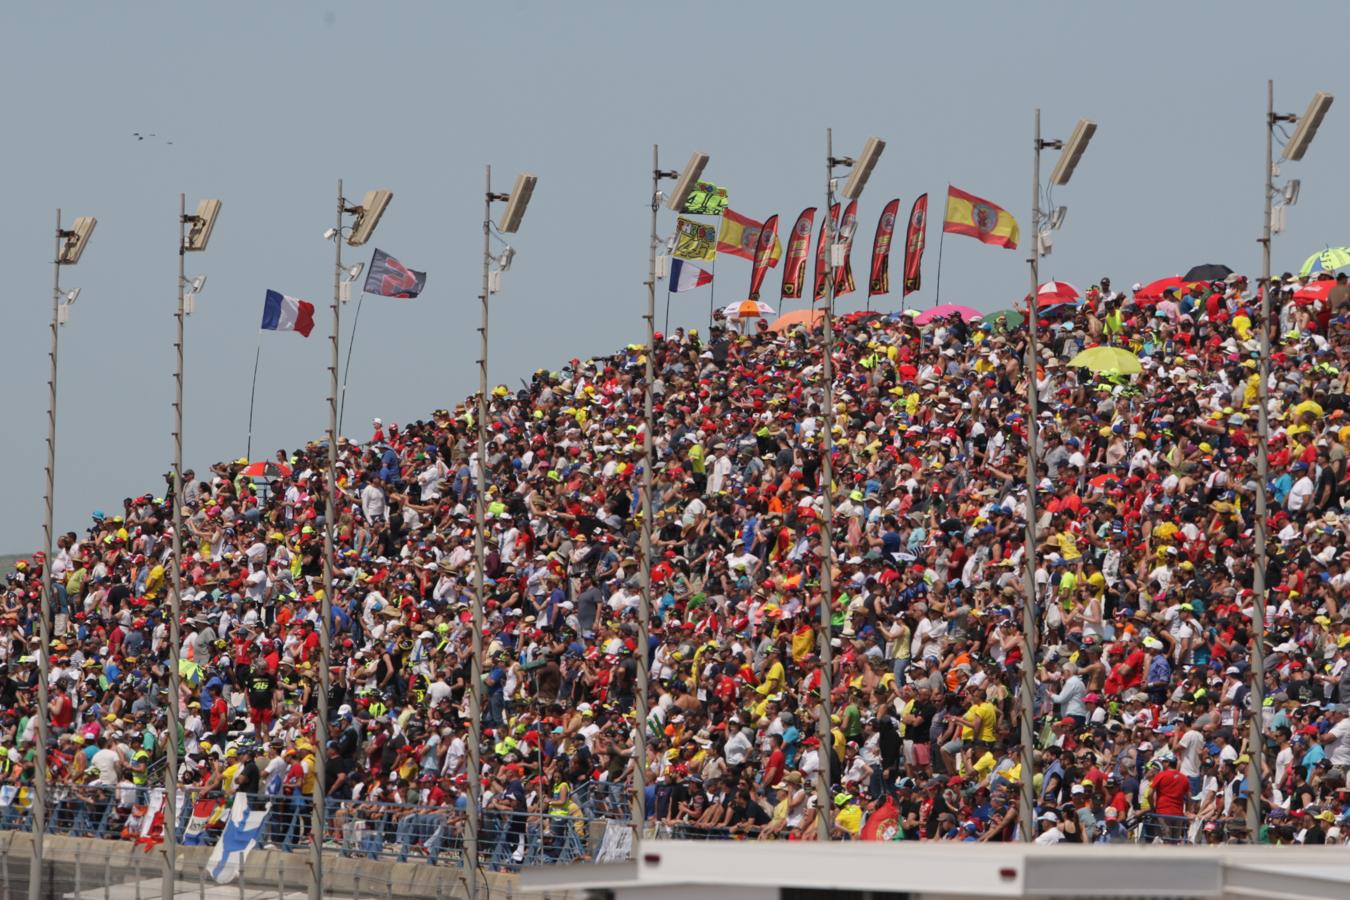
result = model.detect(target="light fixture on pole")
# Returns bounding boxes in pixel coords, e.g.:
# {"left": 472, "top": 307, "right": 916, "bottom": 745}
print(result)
{"left": 471, "top": 166, "right": 535, "bottom": 900}
{"left": 164, "top": 194, "right": 219, "bottom": 900}
{"left": 639, "top": 146, "right": 709, "bottom": 843}
{"left": 1026, "top": 111, "right": 1095, "bottom": 842}
{"left": 1252, "top": 80, "right": 1332, "bottom": 839}
{"left": 33, "top": 210, "right": 96, "bottom": 900}
{"left": 816, "top": 130, "right": 884, "bottom": 841}
{"left": 314, "top": 181, "right": 392, "bottom": 900}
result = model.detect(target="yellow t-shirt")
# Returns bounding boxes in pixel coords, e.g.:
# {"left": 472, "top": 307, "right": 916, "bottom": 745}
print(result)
{"left": 758, "top": 660, "right": 785, "bottom": 696}
{"left": 835, "top": 803, "right": 862, "bottom": 835}
{"left": 964, "top": 701, "right": 998, "bottom": 743}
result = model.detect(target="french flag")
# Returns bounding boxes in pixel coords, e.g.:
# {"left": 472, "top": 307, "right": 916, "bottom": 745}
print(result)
{"left": 260, "top": 290, "right": 316, "bottom": 337}
{"left": 669, "top": 258, "right": 713, "bottom": 293}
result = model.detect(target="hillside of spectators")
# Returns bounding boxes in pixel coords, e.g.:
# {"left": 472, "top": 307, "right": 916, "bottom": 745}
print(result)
{"left": 2, "top": 269, "right": 1350, "bottom": 857}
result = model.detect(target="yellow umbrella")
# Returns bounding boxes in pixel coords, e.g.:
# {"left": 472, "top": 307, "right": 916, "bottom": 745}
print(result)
{"left": 1068, "top": 346, "right": 1141, "bottom": 375}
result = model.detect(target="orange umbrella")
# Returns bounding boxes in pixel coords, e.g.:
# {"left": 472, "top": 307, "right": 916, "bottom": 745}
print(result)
{"left": 768, "top": 308, "right": 825, "bottom": 332}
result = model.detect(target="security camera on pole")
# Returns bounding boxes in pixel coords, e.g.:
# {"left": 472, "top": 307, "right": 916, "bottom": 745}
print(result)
{"left": 470, "top": 167, "right": 536, "bottom": 899}
{"left": 1251, "top": 81, "right": 1332, "bottom": 838}
{"left": 637, "top": 147, "right": 709, "bottom": 843}
{"left": 33, "top": 210, "right": 96, "bottom": 900}
{"left": 1024, "top": 111, "right": 1095, "bottom": 841}
{"left": 315, "top": 184, "right": 392, "bottom": 900}
{"left": 817, "top": 130, "right": 884, "bottom": 840}
{"left": 165, "top": 194, "right": 220, "bottom": 900}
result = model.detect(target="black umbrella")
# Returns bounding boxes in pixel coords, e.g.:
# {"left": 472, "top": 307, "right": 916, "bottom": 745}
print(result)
{"left": 1183, "top": 263, "right": 1233, "bottom": 281}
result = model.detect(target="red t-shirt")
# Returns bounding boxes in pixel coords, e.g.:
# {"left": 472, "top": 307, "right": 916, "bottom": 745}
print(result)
{"left": 1151, "top": 769, "right": 1189, "bottom": 816}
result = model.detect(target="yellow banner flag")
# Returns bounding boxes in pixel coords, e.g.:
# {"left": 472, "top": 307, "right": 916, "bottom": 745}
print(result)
{"left": 674, "top": 217, "right": 717, "bottom": 261}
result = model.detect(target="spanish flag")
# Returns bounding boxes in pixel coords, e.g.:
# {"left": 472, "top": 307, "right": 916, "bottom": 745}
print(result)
{"left": 717, "top": 209, "right": 783, "bottom": 264}
{"left": 942, "top": 185, "right": 1019, "bottom": 250}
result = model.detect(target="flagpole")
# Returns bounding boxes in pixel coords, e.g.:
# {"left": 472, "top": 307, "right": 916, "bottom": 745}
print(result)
{"left": 245, "top": 337, "right": 262, "bottom": 461}
{"left": 337, "top": 290, "right": 367, "bottom": 437}
{"left": 707, "top": 253, "right": 717, "bottom": 332}
{"left": 815, "top": 127, "right": 837, "bottom": 843}
{"left": 663, "top": 284, "right": 672, "bottom": 335}
{"left": 933, "top": 225, "right": 947, "bottom": 307}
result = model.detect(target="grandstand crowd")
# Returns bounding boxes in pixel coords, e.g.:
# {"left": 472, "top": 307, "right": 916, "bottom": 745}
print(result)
{"left": 3, "top": 267, "right": 1350, "bottom": 853}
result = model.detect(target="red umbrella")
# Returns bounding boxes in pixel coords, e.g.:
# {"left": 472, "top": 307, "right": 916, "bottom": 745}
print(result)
{"left": 241, "top": 461, "right": 293, "bottom": 479}
{"left": 1293, "top": 280, "right": 1334, "bottom": 305}
{"left": 1039, "top": 281, "right": 1080, "bottom": 302}
{"left": 1133, "top": 277, "right": 1185, "bottom": 303}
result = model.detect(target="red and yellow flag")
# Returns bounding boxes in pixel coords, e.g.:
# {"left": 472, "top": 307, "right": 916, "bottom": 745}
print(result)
{"left": 717, "top": 209, "right": 783, "bottom": 263}
{"left": 780, "top": 207, "right": 816, "bottom": 300}
{"left": 942, "top": 185, "right": 1019, "bottom": 249}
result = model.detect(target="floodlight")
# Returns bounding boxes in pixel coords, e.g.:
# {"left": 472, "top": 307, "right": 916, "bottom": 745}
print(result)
{"left": 188, "top": 275, "right": 207, "bottom": 294}
{"left": 498, "top": 174, "right": 537, "bottom": 234}
{"left": 1049, "top": 119, "right": 1096, "bottom": 186}
{"left": 346, "top": 263, "right": 365, "bottom": 281}
{"left": 324, "top": 227, "right": 338, "bottom": 240}
{"left": 58, "top": 216, "right": 97, "bottom": 265}
{"left": 347, "top": 190, "right": 392, "bottom": 246}
{"left": 1049, "top": 206, "right": 1068, "bottom": 230}
{"left": 840, "top": 136, "right": 885, "bottom": 200}
{"left": 497, "top": 247, "right": 516, "bottom": 271}
{"left": 1282, "top": 180, "right": 1301, "bottom": 206}
{"left": 665, "top": 152, "right": 710, "bottom": 212}
{"left": 1282, "top": 91, "right": 1333, "bottom": 161}
{"left": 184, "top": 199, "right": 221, "bottom": 252}
{"left": 64, "top": 288, "right": 80, "bottom": 305}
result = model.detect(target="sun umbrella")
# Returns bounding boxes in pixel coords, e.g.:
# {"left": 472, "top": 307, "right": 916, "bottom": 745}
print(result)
{"left": 720, "top": 299, "right": 775, "bottom": 319}
{"left": 1293, "top": 280, "right": 1335, "bottom": 305}
{"left": 1068, "top": 346, "right": 1141, "bottom": 375}
{"left": 913, "top": 304, "right": 982, "bottom": 325}
{"left": 241, "top": 461, "right": 293, "bottom": 479}
{"left": 1133, "top": 276, "right": 1186, "bottom": 303}
{"left": 1183, "top": 263, "right": 1233, "bottom": 282}
{"left": 982, "top": 308, "right": 1025, "bottom": 328}
{"left": 1039, "top": 281, "right": 1080, "bottom": 302}
{"left": 1299, "top": 247, "right": 1350, "bottom": 276}
{"left": 768, "top": 308, "right": 824, "bottom": 332}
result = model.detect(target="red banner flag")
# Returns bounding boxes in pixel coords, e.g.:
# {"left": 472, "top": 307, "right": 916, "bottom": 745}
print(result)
{"left": 812, "top": 203, "right": 840, "bottom": 301}
{"left": 902, "top": 194, "right": 929, "bottom": 296}
{"left": 748, "top": 214, "right": 780, "bottom": 300}
{"left": 780, "top": 207, "right": 816, "bottom": 300}
{"left": 867, "top": 199, "right": 900, "bottom": 298}
{"left": 833, "top": 199, "right": 859, "bottom": 296}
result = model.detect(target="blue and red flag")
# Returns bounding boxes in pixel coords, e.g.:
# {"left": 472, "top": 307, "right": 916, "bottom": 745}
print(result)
{"left": 364, "top": 248, "right": 427, "bottom": 298}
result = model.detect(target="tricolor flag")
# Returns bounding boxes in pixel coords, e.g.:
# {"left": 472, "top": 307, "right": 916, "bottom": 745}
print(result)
{"left": 364, "top": 249, "right": 426, "bottom": 298}
{"left": 942, "top": 185, "right": 1019, "bottom": 249}
{"left": 260, "top": 290, "right": 316, "bottom": 337}
{"left": 669, "top": 258, "right": 713, "bottom": 293}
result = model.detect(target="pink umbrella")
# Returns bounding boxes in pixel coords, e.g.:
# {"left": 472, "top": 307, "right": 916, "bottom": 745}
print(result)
{"left": 914, "top": 304, "right": 983, "bottom": 325}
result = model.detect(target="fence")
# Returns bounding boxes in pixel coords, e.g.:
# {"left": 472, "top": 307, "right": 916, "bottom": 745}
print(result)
{"left": 0, "top": 783, "right": 603, "bottom": 875}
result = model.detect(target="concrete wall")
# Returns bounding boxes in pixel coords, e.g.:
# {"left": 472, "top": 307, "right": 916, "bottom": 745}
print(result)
{"left": 0, "top": 832, "right": 526, "bottom": 900}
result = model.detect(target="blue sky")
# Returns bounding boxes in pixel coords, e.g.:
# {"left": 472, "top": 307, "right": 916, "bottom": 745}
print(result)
{"left": 3, "top": 0, "right": 1347, "bottom": 551}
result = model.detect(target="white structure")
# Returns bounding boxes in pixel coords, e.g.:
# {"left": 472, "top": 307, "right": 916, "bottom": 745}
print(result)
{"left": 521, "top": 840, "right": 1350, "bottom": 900}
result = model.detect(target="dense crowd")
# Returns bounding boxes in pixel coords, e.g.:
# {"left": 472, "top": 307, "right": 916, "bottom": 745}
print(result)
{"left": 3, "top": 267, "right": 1350, "bottom": 853}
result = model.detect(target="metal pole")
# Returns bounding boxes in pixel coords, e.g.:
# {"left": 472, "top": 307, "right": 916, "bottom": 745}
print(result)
{"left": 1018, "top": 109, "right": 1044, "bottom": 843}
{"left": 164, "top": 192, "right": 188, "bottom": 900}
{"left": 32, "top": 208, "right": 60, "bottom": 900}
{"left": 1248, "top": 79, "right": 1274, "bottom": 838}
{"left": 814, "top": 129, "right": 836, "bottom": 842}
{"left": 468, "top": 164, "right": 492, "bottom": 900}
{"left": 634, "top": 144, "right": 658, "bottom": 840}
{"left": 312, "top": 178, "right": 341, "bottom": 900}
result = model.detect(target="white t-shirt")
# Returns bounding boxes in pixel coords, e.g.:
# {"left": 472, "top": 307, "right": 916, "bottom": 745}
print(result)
{"left": 1328, "top": 717, "right": 1350, "bottom": 767}
{"left": 1178, "top": 729, "right": 1205, "bottom": 778}
{"left": 90, "top": 748, "right": 120, "bottom": 785}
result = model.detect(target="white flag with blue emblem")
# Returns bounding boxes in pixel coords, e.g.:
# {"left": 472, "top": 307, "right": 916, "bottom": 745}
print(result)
{"left": 207, "top": 794, "right": 271, "bottom": 883}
